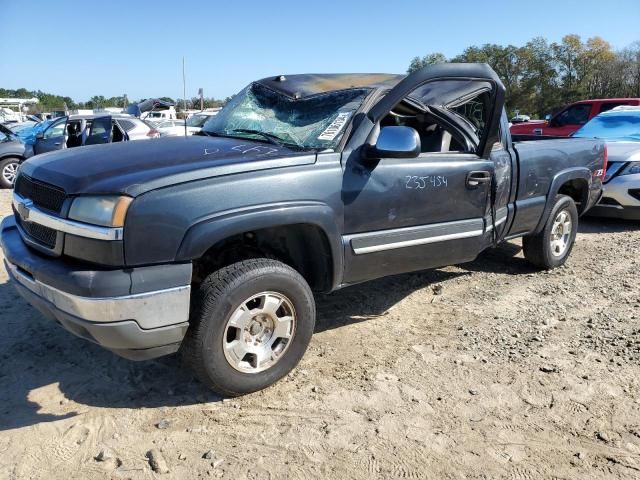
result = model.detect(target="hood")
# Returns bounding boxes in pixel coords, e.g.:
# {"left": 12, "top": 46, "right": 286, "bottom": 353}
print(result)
{"left": 19, "top": 136, "right": 315, "bottom": 196}
{"left": 602, "top": 141, "right": 640, "bottom": 182}
{"left": 605, "top": 141, "right": 640, "bottom": 163}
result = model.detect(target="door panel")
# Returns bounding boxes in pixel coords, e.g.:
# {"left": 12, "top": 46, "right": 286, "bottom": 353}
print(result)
{"left": 340, "top": 64, "right": 507, "bottom": 285}
{"left": 341, "top": 153, "right": 493, "bottom": 284}
{"left": 343, "top": 154, "right": 492, "bottom": 232}
{"left": 34, "top": 117, "right": 68, "bottom": 154}
{"left": 85, "top": 116, "right": 112, "bottom": 145}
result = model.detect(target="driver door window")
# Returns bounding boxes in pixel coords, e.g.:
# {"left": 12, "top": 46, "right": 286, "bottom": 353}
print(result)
{"left": 554, "top": 104, "right": 592, "bottom": 127}
{"left": 378, "top": 79, "right": 493, "bottom": 156}
{"left": 44, "top": 121, "right": 66, "bottom": 139}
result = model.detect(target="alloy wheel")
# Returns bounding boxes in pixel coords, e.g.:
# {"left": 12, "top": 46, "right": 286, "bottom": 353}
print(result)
{"left": 222, "top": 291, "right": 296, "bottom": 373}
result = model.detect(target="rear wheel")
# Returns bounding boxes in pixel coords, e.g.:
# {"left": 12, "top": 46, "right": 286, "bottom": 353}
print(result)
{"left": 0, "top": 158, "right": 20, "bottom": 188}
{"left": 523, "top": 194, "right": 578, "bottom": 269}
{"left": 182, "top": 258, "right": 315, "bottom": 396}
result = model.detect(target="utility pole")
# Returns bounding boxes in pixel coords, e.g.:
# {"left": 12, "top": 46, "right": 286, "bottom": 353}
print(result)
{"left": 183, "top": 57, "right": 188, "bottom": 137}
{"left": 198, "top": 88, "right": 204, "bottom": 111}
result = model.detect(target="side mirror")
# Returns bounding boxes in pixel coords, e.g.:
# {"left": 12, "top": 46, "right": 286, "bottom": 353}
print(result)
{"left": 365, "top": 126, "right": 420, "bottom": 159}
{"left": 36, "top": 132, "right": 44, "bottom": 140}
{"left": 544, "top": 114, "right": 552, "bottom": 121}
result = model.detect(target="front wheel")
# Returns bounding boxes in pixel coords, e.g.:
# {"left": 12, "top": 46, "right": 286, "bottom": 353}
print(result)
{"left": 182, "top": 258, "right": 316, "bottom": 396}
{"left": 0, "top": 158, "right": 20, "bottom": 188}
{"left": 523, "top": 194, "right": 578, "bottom": 269}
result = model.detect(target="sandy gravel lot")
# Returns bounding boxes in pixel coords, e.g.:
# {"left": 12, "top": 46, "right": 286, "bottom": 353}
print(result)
{"left": 0, "top": 188, "right": 639, "bottom": 480}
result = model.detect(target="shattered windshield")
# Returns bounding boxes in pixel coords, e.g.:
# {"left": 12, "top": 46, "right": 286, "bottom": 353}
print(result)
{"left": 202, "top": 83, "right": 371, "bottom": 150}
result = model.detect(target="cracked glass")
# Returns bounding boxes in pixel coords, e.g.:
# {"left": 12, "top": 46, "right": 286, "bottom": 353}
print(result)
{"left": 202, "top": 83, "right": 370, "bottom": 150}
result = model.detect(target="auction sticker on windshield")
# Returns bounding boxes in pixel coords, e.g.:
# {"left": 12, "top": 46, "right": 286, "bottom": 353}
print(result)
{"left": 318, "top": 112, "right": 352, "bottom": 141}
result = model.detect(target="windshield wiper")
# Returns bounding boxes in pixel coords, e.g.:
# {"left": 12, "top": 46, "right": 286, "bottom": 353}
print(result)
{"left": 223, "top": 129, "right": 302, "bottom": 148}
{"left": 199, "top": 128, "right": 305, "bottom": 149}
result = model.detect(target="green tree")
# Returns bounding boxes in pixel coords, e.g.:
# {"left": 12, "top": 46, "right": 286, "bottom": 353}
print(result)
{"left": 451, "top": 43, "right": 525, "bottom": 114}
{"left": 407, "top": 34, "right": 640, "bottom": 119}
{"left": 407, "top": 53, "right": 447, "bottom": 73}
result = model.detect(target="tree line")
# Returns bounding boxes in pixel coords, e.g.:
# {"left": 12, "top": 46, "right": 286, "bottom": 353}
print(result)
{"left": 0, "top": 88, "right": 228, "bottom": 113}
{"left": 408, "top": 35, "right": 640, "bottom": 118}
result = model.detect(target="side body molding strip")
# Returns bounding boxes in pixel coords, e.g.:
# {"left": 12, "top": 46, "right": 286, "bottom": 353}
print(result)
{"left": 345, "top": 218, "right": 485, "bottom": 255}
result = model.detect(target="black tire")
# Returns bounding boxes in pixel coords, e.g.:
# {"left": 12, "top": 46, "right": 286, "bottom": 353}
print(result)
{"left": 0, "top": 157, "right": 20, "bottom": 189}
{"left": 182, "top": 258, "right": 315, "bottom": 396}
{"left": 523, "top": 194, "right": 578, "bottom": 269}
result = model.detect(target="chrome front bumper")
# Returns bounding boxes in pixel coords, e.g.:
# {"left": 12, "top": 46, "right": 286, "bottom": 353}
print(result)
{"left": 589, "top": 173, "right": 640, "bottom": 220}
{"left": 1, "top": 216, "right": 192, "bottom": 360}
{"left": 6, "top": 259, "right": 190, "bottom": 330}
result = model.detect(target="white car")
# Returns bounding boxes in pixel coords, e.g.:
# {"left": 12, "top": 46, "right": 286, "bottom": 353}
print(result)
{"left": 156, "top": 112, "right": 217, "bottom": 137}
{"left": 141, "top": 107, "right": 178, "bottom": 122}
{"left": 510, "top": 114, "right": 531, "bottom": 123}
{"left": 153, "top": 119, "right": 185, "bottom": 136}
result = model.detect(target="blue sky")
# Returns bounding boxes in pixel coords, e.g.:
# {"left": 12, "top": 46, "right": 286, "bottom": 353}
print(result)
{"left": 2, "top": 0, "right": 638, "bottom": 102}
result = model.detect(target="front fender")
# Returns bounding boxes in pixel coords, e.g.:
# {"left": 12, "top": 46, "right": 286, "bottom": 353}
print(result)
{"left": 175, "top": 201, "right": 343, "bottom": 289}
{"left": 533, "top": 167, "right": 591, "bottom": 234}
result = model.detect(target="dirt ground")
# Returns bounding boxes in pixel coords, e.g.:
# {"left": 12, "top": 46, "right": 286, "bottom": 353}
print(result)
{"left": 0, "top": 189, "right": 639, "bottom": 480}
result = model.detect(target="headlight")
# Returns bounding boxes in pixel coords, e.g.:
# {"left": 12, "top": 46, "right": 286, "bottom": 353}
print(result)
{"left": 621, "top": 162, "right": 640, "bottom": 176}
{"left": 68, "top": 196, "right": 132, "bottom": 227}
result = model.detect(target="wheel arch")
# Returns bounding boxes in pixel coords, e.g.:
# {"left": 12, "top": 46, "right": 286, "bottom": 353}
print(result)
{"left": 177, "top": 202, "right": 343, "bottom": 292}
{"left": 534, "top": 167, "right": 591, "bottom": 234}
{"left": 0, "top": 154, "right": 25, "bottom": 162}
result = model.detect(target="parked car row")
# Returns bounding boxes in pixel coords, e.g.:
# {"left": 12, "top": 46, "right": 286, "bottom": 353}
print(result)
{"left": 23, "top": 114, "right": 160, "bottom": 155}
{"left": 0, "top": 107, "right": 226, "bottom": 188}
{"left": 573, "top": 106, "right": 640, "bottom": 220}
{"left": 508, "top": 103, "right": 640, "bottom": 220}
{"left": 0, "top": 114, "right": 160, "bottom": 188}
{"left": 510, "top": 98, "right": 640, "bottom": 137}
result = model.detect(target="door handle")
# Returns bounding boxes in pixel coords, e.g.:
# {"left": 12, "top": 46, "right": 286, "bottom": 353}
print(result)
{"left": 466, "top": 171, "right": 491, "bottom": 188}
{"left": 53, "top": 142, "right": 61, "bottom": 146}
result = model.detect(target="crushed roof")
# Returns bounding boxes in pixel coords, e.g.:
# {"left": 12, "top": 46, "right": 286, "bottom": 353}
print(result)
{"left": 255, "top": 73, "right": 405, "bottom": 98}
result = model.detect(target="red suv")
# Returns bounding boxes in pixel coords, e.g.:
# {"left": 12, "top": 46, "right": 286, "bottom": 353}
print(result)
{"left": 510, "top": 98, "right": 640, "bottom": 137}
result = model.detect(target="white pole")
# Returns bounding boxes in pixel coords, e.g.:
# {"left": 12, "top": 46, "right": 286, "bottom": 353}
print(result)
{"left": 183, "top": 57, "right": 188, "bottom": 137}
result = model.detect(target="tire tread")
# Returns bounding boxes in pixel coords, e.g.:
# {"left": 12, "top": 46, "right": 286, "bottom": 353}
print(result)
{"left": 523, "top": 194, "right": 578, "bottom": 270}
{"left": 182, "top": 258, "right": 313, "bottom": 396}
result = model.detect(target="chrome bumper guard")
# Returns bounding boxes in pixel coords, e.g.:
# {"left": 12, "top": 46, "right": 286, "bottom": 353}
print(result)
{"left": 6, "top": 260, "right": 191, "bottom": 330}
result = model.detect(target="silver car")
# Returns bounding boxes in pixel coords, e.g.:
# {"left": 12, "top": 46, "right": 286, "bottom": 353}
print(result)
{"left": 574, "top": 107, "right": 640, "bottom": 220}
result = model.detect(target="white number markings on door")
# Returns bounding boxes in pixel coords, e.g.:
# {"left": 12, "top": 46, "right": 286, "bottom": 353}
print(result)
{"left": 404, "top": 175, "right": 448, "bottom": 189}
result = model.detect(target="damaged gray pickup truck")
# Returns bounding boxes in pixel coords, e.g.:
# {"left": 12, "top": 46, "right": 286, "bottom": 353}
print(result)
{"left": 2, "top": 64, "right": 606, "bottom": 396}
